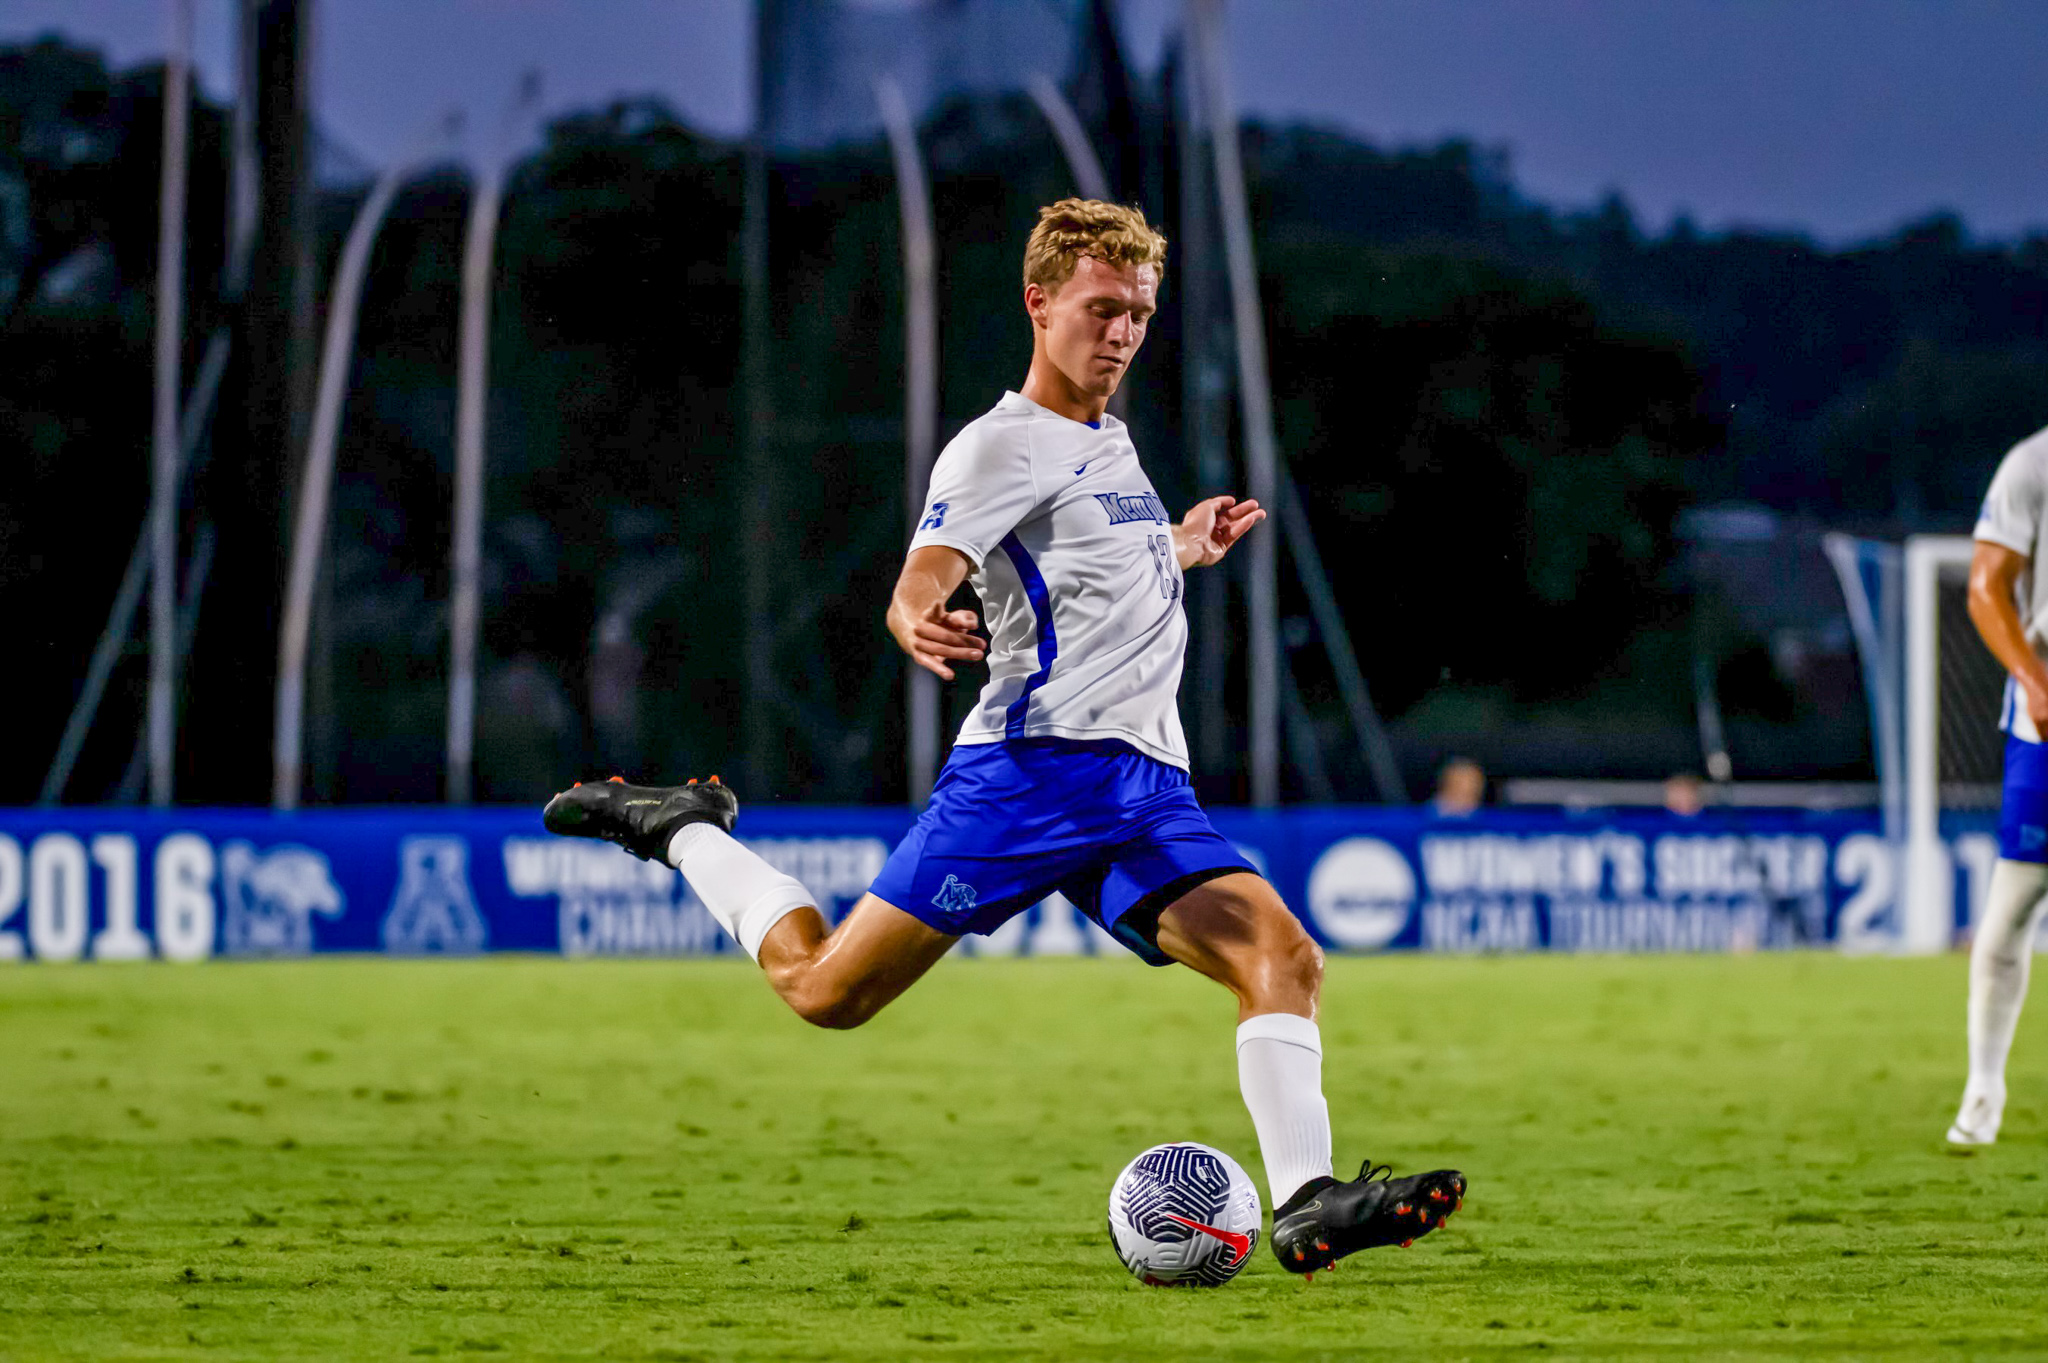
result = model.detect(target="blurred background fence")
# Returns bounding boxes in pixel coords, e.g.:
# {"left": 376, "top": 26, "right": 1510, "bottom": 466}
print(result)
{"left": 6, "top": 0, "right": 2047, "bottom": 818}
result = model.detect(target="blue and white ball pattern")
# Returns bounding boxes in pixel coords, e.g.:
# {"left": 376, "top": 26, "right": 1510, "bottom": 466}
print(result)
{"left": 1107, "top": 1142, "right": 1262, "bottom": 1286}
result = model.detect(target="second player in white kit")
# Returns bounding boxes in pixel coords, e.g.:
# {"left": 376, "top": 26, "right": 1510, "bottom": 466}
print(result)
{"left": 1950, "top": 423, "right": 2048, "bottom": 1144}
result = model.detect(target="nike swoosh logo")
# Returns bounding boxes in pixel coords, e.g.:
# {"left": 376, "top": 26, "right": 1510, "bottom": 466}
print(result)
{"left": 1073, "top": 463, "right": 1090, "bottom": 476}
{"left": 1272, "top": 1201, "right": 1323, "bottom": 1243}
{"left": 1274, "top": 1199, "right": 1323, "bottom": 1227}
{"left": 1163, "top": 1212, "right": 1250, "bottom": 1265}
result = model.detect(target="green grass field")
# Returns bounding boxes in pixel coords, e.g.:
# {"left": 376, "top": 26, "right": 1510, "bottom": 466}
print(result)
{"left": 4, "top": 954, "right": 2047, "bottom": 1360}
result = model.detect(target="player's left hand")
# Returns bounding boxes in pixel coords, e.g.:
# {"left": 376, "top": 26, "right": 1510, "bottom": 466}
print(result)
{"left": 1176, "top": 495, "right": 1265, "bottom": 569}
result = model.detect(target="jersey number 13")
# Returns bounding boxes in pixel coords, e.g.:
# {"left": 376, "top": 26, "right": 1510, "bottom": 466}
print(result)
{"left": 1147, "top": 534, "right": 1180, "bottom": 602}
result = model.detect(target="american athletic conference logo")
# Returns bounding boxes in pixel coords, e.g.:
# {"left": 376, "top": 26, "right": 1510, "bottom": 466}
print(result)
{"left": 381, "top": 837, "right": 487, "bottom": 954}
{"left": 931, "top": 874, "right": 978, "bottom": 914}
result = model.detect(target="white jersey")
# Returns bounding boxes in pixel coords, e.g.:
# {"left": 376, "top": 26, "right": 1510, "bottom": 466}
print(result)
{"left": 907, "top": 390, "right": 1190, "bottom": 767}
{"left": 1974, "top": 423, "right": 2048, "bottom": 740}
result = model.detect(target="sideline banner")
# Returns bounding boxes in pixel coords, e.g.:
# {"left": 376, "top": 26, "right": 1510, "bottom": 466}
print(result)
{"left": 0, "top": 806, "right": 1996, "bottom": 963}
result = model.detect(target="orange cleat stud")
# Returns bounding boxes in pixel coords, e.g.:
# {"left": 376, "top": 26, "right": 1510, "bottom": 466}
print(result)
{"left": 709, "top": 775, "right": 721, "bottom": 783}
{"left": 571, "top": 781, "right": 582, "bottom": 788}
{"left": 607, "top": 776, "right": 624, "bottom": 784}
{"left": 1302, "top": 1272, "right": 1314, "bottom": 1285}
{"left": 1314, "top": 1239, "right": 1329, "bottom": 1252}
{"left": 1400, "top": 1239, "right": 1413, "bottom": 1249}
{"left": 1394, "top": 1203, "right": 1410, "bottom": 1216}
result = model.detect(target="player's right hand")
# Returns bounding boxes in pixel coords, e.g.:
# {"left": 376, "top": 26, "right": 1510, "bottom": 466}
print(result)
{"left": 898, "top": 605, "right": 985, "bottom": 681}
{"left": 887, "top": 545, "right": 981, "bottom": 679}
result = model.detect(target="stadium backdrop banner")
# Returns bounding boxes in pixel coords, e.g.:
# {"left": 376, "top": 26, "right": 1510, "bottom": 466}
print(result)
{"left": 0, "top": 807, "right": 1998, "bottom": 963}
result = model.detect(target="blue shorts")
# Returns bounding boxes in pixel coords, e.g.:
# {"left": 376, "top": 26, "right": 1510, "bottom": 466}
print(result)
{"left": 2000, "top": 733, "right": 2048, "bottom": 862}
{"left": 870, "top": 738, "right": 1257, "bottom": 965}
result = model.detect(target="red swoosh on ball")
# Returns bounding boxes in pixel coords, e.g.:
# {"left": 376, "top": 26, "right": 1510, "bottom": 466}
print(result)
{"left": 1162, "top": 1212, "right": 1250, "bottom": 1264}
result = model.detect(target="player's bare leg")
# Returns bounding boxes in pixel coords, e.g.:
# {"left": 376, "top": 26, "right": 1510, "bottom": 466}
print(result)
{"left": 1157, "top": 872, "right": 1465, "bottom": 1275}
{"left": 1155, "top": 872, "right": 1323, "bottom": 1021}
{"left": 541, "top": 775, "right": 954, "bottom": 1028}
{"left": 755, "top": 895, "right": 957, "bottom": 1030}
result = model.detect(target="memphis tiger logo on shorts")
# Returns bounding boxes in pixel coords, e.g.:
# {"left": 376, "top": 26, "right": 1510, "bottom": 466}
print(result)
{"left": 931, "top": 874, "right": 979, "bottom": 913}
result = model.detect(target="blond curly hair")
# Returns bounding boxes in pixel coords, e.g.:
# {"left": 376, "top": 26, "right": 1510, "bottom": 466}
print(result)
{"left": 1022, "top": 197, "right": 1168, "bottom": 295}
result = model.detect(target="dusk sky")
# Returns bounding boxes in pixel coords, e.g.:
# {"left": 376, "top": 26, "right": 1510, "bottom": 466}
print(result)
{"left": 7, "top": 0, "right": 2045, "bottom": 246}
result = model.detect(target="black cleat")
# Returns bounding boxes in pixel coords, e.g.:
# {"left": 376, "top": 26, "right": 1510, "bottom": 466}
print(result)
{"left": 541, "top": 775, "right": 738, "bottom": 862}
{"left": 1270, "top": 1161, "right": 1466, "bottom": 1275}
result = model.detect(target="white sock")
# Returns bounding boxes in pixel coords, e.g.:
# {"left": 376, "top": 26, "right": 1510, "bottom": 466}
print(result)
{"left": 1966, "top": 858, "right": 2048, "bottom": 1097}
{"left": 666, "top": 823, "right": 814, "bottom": 962}
{"left": 1236, "top": 1012, "right": 1334, "bottom": 1210}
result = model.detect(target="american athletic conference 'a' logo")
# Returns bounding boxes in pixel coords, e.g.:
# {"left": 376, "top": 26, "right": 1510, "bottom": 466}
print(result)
{"left": 931, "top": 874, "right": 979, "bottom": 914}
{"left": 381, "top": 837, "right": 487, "bottom": 954}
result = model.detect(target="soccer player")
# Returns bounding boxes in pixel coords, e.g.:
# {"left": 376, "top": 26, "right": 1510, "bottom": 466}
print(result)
{"left": 1950, "top": 423, "right": 2048, "bottom": 1145}
{"left": 543, "top": 199, "right": 1465, "bottom": 1269}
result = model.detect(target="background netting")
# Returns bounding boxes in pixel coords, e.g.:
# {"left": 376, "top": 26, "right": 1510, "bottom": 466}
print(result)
{"left": 1937, "top": 567, "right": 2007, "bottom": 810}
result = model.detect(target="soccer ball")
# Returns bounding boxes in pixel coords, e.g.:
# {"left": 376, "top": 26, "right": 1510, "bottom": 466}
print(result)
{"left": 1106, "top": 1142, "right": 1262, "bottom": 1286}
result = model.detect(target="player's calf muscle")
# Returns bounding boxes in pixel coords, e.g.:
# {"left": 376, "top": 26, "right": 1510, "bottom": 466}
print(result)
{"left": 756, "top": 896, "right": 955, "bottom": 1030}
{"left": 757, "top": 921, "right": 884, "bottom": 1030}
{"left": 769, "top": 958, "right": 915, "bottom": 1031}
{"left": 1226, "top": 927, "right": 1321, "bottom": 1018}
{"left": 756, "top": 910, "right": 854, "bottom": 1028}
{"left": 1251, "top": 929, "right": 1323, "bottom": 1013}
{"left": 1158, "top": 876, "right": 1322, "bottom": 1018}
{"left": 775, "top": 972, "right": 873, "bottom": 1030}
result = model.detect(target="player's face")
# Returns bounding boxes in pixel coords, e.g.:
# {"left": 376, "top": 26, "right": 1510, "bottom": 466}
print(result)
{"left": 1030, "top": 256, "right": 1158, "bottom": 399}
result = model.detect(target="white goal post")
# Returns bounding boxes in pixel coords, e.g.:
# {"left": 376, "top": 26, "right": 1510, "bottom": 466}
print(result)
{"left": 1906, "top": 536, "right": 1968, "bottom": 952}
{"left": 1904, "top": 534, "right": 2005, "bottom": 953}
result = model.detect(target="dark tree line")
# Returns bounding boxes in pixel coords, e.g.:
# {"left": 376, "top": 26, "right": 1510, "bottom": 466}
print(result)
{"left": 7, "top": 37, "right": 2047, "bottom": 803}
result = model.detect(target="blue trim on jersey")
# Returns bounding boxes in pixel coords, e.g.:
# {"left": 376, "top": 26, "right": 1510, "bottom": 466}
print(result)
{"left": 999, "top": 532, "right": 1058, "bottom": 738}
{"left": 2003, "top": 677, "right": 2018, "bottom": 733}
{"left": 1085, "top": 420, "right": 1101, "bottom": 429}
